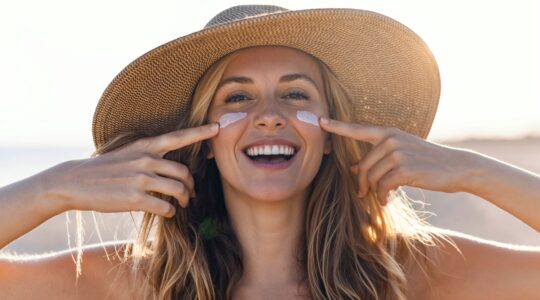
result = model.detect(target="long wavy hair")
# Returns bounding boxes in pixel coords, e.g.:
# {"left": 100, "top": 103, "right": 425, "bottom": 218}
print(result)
{"left": 83, "top": 47, "right": 447, "bottom": 299}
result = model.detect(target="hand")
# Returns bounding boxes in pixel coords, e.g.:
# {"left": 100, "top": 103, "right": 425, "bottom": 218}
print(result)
{"left": 320, "top": 117, "right": 476, "bottom": 205}
{"left": 43, "top": 123, "right": 219, "bottom": 217}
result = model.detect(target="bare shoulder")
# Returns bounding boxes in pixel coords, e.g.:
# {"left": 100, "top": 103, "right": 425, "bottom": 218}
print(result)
{"left": 77, "top": 241, "right": 148, "bottom": 299}
{"left": 0, "top": 241, "right": 145, "bottom": 300}
{"left": 406, "top": 228, "right": 540, "bottom": 300}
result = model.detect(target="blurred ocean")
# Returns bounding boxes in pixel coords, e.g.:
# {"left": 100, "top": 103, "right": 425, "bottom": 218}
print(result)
{"left": 1, "top": 137, "right": 540, "bottom": 255}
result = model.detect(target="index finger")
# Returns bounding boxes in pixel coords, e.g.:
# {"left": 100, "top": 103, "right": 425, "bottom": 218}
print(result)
{"left": 149, "top": 123, "right": 219, "bottom": 157}
{"left": 319, "top": 117, "right": 385, "bottom": 145}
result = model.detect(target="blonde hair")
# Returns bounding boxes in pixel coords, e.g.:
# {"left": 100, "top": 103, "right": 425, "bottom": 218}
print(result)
{"left": 83, "top": 47, "right": 447, "bottom": 299}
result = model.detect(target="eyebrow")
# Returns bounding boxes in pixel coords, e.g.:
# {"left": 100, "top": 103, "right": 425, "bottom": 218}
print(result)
{"left": 217, "top": 73, "right": 319, "bottom": 90}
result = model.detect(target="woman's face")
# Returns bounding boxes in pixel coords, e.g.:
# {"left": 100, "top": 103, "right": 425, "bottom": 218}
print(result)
{"left": 207, "top": 46, "right": 331, "bottom": 202}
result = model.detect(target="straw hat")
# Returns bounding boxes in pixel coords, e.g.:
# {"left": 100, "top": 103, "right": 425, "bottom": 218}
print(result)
{"left": 92, "top": 5, "right": 440, "bottom": 150}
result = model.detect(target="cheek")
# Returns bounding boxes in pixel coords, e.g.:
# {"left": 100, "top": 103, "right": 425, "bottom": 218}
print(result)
{"left": 218, "top": 112, "right": 247, "bottom": 128}
{"left": 311, "top": 131, "right": 329, "bottom": 154}
{"left": 290, "top": 110, "right": 326, "bottom": 143}
{"left": 296, "top": 110, "right": 320, "bottom": 127}
{"left": 291, "top": 122, "right": 327, "bottom": 155}
{"left": 208, "top": 116, "right": 247, "bottom": 160}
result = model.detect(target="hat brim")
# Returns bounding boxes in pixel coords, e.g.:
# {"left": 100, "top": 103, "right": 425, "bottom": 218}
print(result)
{"left": 92, "top": 8, "right": 440, "bottom": 150}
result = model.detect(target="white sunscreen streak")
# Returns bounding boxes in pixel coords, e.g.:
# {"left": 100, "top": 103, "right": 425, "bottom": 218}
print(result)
{"left": 219, "top": 112, "right": 247, "bottom": 128}
{"left": 296, "top": 111, "right": 320, "bottom": 127}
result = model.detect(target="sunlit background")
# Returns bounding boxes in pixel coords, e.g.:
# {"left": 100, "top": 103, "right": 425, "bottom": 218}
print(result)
{"left": 1, "top": 0, "right": 539, "bottom": 148}
{"left": 1, "top": 1, "right": 539, "bottom": 253}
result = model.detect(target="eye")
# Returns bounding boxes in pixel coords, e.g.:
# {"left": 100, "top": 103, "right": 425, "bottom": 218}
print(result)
{"left": 225, "top": 92, "right": 252, "bottom": 103}
{"left": 283, "top": 91, "right": 309, "bottom": 100}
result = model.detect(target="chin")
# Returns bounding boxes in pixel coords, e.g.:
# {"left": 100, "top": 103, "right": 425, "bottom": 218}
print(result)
{"left": 242, "top": 182, "right": 307, "bottom": 203}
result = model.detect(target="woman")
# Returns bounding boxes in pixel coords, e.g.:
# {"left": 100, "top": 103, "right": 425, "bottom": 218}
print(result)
{"left": 1, "top": 5, "right": 539, "bottom": 300}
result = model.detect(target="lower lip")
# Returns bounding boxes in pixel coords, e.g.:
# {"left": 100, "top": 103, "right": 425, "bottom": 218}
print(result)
{"left": 243, "top": 152, "right": 298, "bottom": 170}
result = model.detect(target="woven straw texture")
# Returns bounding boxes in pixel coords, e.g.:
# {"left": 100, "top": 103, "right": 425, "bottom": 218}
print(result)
{"left": 92, "top": 6, "right": 440, "bottom": 150}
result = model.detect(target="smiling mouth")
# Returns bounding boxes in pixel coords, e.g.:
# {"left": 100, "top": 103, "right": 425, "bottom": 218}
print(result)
{"left": 242, "top": 144, "right": 298, "bottom": 164}
{"left": 246, "top": 154, "right": 294, "bottom": 163}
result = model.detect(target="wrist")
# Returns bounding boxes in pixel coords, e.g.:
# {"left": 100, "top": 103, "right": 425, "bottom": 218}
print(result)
{"left": 458, "top": 149, "right": 490, "bottom": 195}
{"left": 33, "top": 162, "right": 74, "bottom": 216}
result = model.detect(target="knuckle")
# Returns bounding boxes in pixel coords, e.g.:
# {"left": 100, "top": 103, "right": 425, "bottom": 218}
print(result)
{"left": 384, "top": 135, "right": 400, "bottom": 148}
{"left": 384, "top": 127, "right": 403, "bottom": 138}
{"left": 135, "top": 154, "right": 155, "bottom": 168}
{"left": 169, "top": 130, "right": 184, "bottom": 141}
{"left": 176, "top": 163, "right": 190, "bottom": 178}
{"left": 133, "top": 172, "right": 151, "bottom": 187}
{"left": 178, "top": 183, "right": 187, "bottom": 195}
{"left": 206, "top": 123, "right": 218, "bottom": 132}
{"left": 357, "top": 157, "right": 370, "bottom": 171}
{"left": 128, "top": 191, "right": 146, "bottom": 207}
{"left": 176, "top": 183, "right": 187, "bottom": 196}
{"left": 131, "top": 137, "right": 151, "bottom": 150}
{"left": 389, "top": 150, "right": 406, "bottom": 164}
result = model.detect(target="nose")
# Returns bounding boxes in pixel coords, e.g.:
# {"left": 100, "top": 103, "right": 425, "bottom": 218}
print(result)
{"left": 254, "top": 97, "right": 287, "bottom": 130}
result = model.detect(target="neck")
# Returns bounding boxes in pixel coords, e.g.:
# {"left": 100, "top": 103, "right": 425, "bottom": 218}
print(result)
{"left": 223, "top": 184, "right": 308, "bottom": 288}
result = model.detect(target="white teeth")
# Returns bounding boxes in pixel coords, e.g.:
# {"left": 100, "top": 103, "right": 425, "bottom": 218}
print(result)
{"left": 245, "top": 144, "right": 296, "bottom": 157}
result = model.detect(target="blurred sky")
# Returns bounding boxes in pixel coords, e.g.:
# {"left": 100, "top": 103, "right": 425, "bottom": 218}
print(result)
{"left": 0, "top": 0, "right": 539, "bottom": 148}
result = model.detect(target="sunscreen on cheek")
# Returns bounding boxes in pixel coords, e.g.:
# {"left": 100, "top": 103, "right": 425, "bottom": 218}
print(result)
{"left": 219, "top": 112, "right": 247, "bottom": 128}
{"left": 296, "top": 110, "right": 320, "bottom": 127}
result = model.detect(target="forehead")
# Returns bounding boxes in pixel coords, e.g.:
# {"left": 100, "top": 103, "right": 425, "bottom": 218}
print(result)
{"left": 223, "top": 46, "right": 322, "bottom": 79}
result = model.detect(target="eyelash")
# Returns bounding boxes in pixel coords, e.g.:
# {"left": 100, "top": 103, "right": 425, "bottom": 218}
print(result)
{"left": 225, "top": 91, "right": 309, "bottom": 103}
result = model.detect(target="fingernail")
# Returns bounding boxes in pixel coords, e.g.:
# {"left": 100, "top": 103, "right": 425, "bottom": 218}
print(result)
{"left": 320, "top": 117, "right": 329, "bottom": 125}
{"left": 211, "top": 123, "right": 219, "bottom": 131}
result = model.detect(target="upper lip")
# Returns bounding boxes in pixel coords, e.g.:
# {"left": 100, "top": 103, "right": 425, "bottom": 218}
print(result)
{"left": 242, "top": 138, "right": 300, "bottom": 153}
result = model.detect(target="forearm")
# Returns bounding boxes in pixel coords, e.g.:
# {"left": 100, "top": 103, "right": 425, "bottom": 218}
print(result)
{"left": 0, "top": 170, "right": 67, "bottom": 250}
{"left": 462, "top": 150, "right": 540, "bottom": 232}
